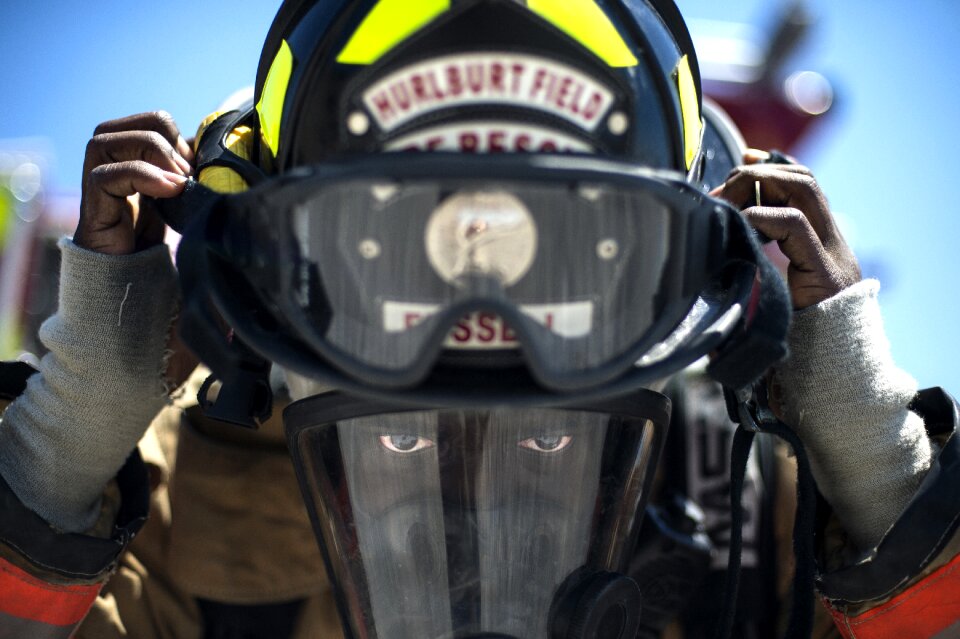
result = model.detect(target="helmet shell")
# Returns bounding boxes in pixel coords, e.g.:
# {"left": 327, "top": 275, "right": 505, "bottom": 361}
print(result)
{"left": 252, "top": 0, "right": 704, "bottom": 176}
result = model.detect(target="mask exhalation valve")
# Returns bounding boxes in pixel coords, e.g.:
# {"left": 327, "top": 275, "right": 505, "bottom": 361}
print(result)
{"left": 550, "top": 570, "right": 642, "bottom": 639}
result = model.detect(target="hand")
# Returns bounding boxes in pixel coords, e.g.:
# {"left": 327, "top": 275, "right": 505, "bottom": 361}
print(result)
{"left": 77, "top": 111, "right": 194, "bottom": 255}
{"left": 77, "top": 111, "right": 200, "bottom": 389}
{"left": 710, "top": 152, "right": 861, "bottom": 310}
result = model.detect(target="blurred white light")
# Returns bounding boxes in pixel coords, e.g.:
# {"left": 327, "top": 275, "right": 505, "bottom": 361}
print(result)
{"left": 371, "top": 183, "right": 399, "bottom": 202}
{"left": 784, "top": 71, "right": 834, "bottom": 116}
{"left": 10, "top": 162, "right": 42, "bottom": 203}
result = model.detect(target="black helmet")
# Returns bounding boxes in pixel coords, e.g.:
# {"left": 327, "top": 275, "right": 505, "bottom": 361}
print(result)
{"left": 250, "top": 0, "right": 703, "bottom": 176}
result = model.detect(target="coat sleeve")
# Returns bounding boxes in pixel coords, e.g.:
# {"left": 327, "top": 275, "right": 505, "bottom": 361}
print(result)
{"left": 817, "top": 387, "right": 960, "bottom": 639}
{"left": 0, "top": 361, "right": 150, "bottom": 638}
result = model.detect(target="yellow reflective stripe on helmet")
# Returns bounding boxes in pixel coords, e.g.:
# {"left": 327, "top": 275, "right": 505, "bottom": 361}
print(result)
{"left": 337, "top": 0, "right": 450, "bottom": 65}
{"left": 676, "top": 54, "right": 702, "bottom": 170}
{"left": 527, "top": 0, "right": 637, "bottom": 68}
{"left": 256, "top": 40, "right": 294, "bottom": 157}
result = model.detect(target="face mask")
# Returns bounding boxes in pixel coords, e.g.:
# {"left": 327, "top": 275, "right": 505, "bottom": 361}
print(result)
{"left": 284, "top": 390, "right": 671, "bottom": 639}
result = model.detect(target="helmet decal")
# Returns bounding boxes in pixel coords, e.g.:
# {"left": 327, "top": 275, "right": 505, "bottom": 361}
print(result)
{"left": 358, "top": 53, "right": 617, "bottom": 134}
{"left": 526, "top": 0, "right": 638, "bottom": 68}
{"left": 337, "top": 0, "right": 450, "bottom": 65}
{"left": 257, "top": 39, "right": 294, "bottom": 157}
{"left": 676, "top": 54, "right": 703, "bottom": 170}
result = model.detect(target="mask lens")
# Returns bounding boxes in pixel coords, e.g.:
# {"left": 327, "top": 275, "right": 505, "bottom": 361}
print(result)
{"left": 287, "top": 394, "right": 665, "bottom": 639}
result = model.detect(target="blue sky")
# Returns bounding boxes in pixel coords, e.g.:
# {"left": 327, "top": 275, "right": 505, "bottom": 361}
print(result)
{"left": 676, "top": 0, "right": 960, "bottom": 395}
{"left": 2, "top": 1, "right": 959, "bottom": 394}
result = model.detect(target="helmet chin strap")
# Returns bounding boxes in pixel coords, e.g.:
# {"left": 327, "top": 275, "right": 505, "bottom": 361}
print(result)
{"left": 718, "top": 383, "right": 817, "bottom": 639}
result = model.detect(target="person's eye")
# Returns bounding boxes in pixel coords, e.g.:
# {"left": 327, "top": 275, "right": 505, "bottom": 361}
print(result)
{"left": 518, "top": 434, "right": 572, "bottom": 453}
{"left": 379, "top": 434, "right": 436, "bottom": 453}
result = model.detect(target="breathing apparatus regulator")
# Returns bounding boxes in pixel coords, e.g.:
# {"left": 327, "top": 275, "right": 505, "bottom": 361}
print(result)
{"left": 158, "top": 1, "right": 817, "bottom": 637}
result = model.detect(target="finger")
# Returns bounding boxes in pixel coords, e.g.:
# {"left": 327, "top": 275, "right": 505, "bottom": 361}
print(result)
{"left": 708, "top": 164, "right": 812, "bottom": 198}
{"left": 88, "top": 161, "right": 187, "bottom": 201}
{"left": 86, "top": 130, "right": 192, "bottom": 177}
{"left": 741, "top": 206, "right": 829, "bottom": 275}
{"left": 743, "top": 149, "right": 770, "bottom": 165}
{"left": 747, "top": 163, "right": 812, "bottom": 177}
{"left": 728, "top": 163, "right": 815, "bottom": 184}
{"left": 714, "top": 167, "right": 832, "bottom": 240}
{"left": 78, "top": 162, "right": 186, "bottom": 254}
{"left": 93, "top": 111, "right": 195, "bottom": 164}
{"left": 121, "top": 194, "right": 167, "bottom": 251}
{"left": 83, "top": 161, "right": 186, "bottom": 230}
{"left": 133, "top": 195, "right": 167, "bottom": 251}
{"left": 744, "top": 206, "right": 854, "bottom": 310}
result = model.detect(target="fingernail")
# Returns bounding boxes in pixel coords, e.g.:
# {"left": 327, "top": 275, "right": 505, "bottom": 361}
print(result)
{"left": 172, "top": 151, "right": 192, "bottom": 176}
{"left": 744, "top": 149, "right": 771, "bottom": 163}
{"left": 165, "top": 172, "right": 188, "bottom": 185}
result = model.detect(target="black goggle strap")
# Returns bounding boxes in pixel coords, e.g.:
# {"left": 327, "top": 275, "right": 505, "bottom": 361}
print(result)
{"left": 157, "top": 107, "right": 268, "bottom": 234}
{"left": 717, "top": 386, "right": 817, "bottom": 639}
{"left": 194, "top": 345, "right": 274, "bottom": 429}
{"left": 706, "top": 214, "right": 792, "bottom": 392}
{"left": 194, "top": 106, "right": 269, "bottom": 188}
{"left": 167, "top": 187, "right": 274, "bottom": 429}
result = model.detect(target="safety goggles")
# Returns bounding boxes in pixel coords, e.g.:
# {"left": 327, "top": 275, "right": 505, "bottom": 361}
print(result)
{"left": 172, "top": 153, "right": 759, "bottom": 403}
{"left": 285, "top": 389, "right": 670, "bottom": 639}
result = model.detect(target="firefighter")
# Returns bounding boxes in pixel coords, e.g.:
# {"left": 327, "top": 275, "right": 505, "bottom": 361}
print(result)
{"left": 0, "top": 1, "right": 957, "bottom": 638}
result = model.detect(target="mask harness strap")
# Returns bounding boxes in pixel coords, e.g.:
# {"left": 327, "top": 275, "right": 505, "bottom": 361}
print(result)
{"left": 156, "top": 182, "right": 274, "bottom": 429}
{"left": 716, "top": 387, "right": 817, "bottom": 639}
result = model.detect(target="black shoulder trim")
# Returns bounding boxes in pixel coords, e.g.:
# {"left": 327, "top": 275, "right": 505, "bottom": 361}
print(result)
{"left": 0, "top": 361, "right": 37, "bottom": 401}
{"left": 909, "top": 387, "right": 960, "bottom": 438}
{"left": 0, "top": 451, "right": 150, "bottom": 580}
{"left": 817, "top": 387, "right": 960, "bottom": 603}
